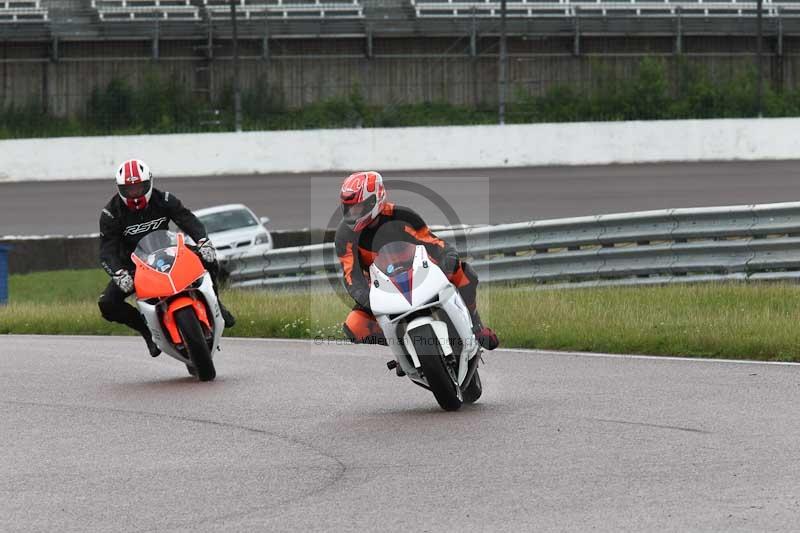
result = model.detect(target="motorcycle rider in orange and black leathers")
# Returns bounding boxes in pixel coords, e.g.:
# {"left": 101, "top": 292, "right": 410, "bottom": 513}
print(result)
{"left": 334, "top": 171, "right": 499, "bottom": 351}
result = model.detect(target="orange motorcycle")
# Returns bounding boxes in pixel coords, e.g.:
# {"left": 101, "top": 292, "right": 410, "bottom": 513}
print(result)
{"left": 131, "top": 230, "right": 223, "bottom": 381}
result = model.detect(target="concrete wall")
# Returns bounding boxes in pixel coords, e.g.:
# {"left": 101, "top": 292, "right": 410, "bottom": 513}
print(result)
{"left": 1, "top": 117, "right": 799, "bottom": 182}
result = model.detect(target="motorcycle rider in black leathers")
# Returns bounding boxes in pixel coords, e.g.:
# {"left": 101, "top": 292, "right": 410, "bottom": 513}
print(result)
{"left": 98, "top": 159, "right": 235, "bottom": 357}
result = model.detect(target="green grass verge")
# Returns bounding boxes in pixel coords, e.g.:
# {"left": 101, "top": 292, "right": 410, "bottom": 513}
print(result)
{"left": 3, "top": 269, "right": 800, "bottom": 362}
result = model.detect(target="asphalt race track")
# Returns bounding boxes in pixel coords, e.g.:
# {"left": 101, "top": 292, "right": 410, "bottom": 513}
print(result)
{"left": 2, "top": 160, "right": 800, "bottom": 235}
{"left": 3, "top": 335, "right": 800, "bottom": 532}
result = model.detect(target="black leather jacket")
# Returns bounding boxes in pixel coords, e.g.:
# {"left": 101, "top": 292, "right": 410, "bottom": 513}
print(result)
{"left": 99, "top": 189, "right": 207, "bottom": 275}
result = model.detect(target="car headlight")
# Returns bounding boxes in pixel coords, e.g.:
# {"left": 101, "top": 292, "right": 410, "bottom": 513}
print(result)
{"left": 254, "top": 232, "right": 271, "bottom": 245}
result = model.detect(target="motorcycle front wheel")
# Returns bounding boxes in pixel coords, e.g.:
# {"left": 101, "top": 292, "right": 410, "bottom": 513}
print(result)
{"left": 411, "top": 324, "right": 462, "bottom": 411}
{"left": 175, "top": 307, "right": 216, "bottom": 382}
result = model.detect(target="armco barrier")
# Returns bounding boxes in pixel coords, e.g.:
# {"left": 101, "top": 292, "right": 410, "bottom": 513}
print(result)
{"left": 3, "top": 118, "right": 800, "bottom": 181}
{"left": 0, "top": 226, "right": 451, "bottom": 274}
{"left": 222, "top": 201, "right": 800, "bottom": 290}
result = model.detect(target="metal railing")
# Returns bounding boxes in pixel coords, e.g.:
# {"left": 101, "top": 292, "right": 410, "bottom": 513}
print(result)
{"left": 223, "top": 201, "right": 800, "bottom": 291}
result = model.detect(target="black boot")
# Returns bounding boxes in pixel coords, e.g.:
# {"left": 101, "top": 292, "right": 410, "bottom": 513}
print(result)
{"left": 143, "top": 331, "right": 161, "bottom": 357}
{"left": 471, "top": 309, "right": 500, "bottom": 351}
{"left": 219, "top": 301, "right": 236, "bottom": 329}
{"left": 387, "top": 359, "right": 406, "bottom": 377}
{"left": 207, "top": 267, "right": 235, "bottom": 329}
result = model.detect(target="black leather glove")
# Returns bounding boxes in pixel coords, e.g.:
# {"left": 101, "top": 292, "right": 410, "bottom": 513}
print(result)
{"left": 112, "top": 269, "right": 134, "bottom": 293}
{"left": 196, "top": 238, "right": 217, "bottom": 263}
{"left": 440, "top": 251, "right": 460, "bottom": 275}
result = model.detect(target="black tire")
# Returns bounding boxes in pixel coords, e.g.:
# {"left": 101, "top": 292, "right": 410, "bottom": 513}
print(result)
{"left": 410, "top": 325, "right": 462, "bottom": 411}
{"left": 186, "top": 364, "right": 197, "bottom": 377}
{"left": 462, "top": 369, "right": 482, "bottom": 404}
{"left": 174, "top": 307, "right": 216, "bottom": 382}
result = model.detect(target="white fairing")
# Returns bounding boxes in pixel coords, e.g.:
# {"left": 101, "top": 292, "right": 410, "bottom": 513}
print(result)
{"left": 369, "top": 246, "right": 449, "bottom": 316}
{"left": 136, "top": 272, "right": 223, "bottom": 364}
{"left": 370, "top": 245, "right": 480, "bottom": 389}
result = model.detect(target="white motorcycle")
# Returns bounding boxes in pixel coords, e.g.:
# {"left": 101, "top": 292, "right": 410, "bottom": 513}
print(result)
{"left": 131, "top": 230, "right": 224, "bottom": 381}
{"left": 369, "top": 241, "right": 483, "bottom": 411}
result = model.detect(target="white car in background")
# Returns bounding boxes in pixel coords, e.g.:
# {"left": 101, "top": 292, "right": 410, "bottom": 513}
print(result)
{"left": 193, "top": 204, "right": 273, "bottom": 259}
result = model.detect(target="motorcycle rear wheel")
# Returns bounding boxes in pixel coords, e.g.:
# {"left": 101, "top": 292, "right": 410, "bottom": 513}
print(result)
{"left": 411, "top": 324, "right": 462, "bottom": 411}
{"left": 175, "top": 307, "right": 216, "bottom": 382}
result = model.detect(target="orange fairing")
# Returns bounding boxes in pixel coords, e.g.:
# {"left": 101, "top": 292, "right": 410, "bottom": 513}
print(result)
{"left": 162, "top": 295, "right": 211, "bottom": 344}
{"left": 132, "top": 233, "right": 205, "bottom": 299}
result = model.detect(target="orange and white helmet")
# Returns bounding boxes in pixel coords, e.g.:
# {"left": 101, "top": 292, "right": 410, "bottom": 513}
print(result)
{"left": 116, "top": 159, "right": 153, "bottom": 211}
{"left": 340, "top": 171, "right": 386, "bottom": 232}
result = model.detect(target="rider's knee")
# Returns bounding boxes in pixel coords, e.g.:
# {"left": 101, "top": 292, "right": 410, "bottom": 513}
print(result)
{"left": 98, "top": 299, "right": 114, "bottom": 321}
{"left": 343, "top": 323, "right": 360, "bottom": 343}
{"left": 98, "top": 298, "right": 122, "bottom": 322}
{"left": 343, "top": 322, "right": 387, "bottom": 345}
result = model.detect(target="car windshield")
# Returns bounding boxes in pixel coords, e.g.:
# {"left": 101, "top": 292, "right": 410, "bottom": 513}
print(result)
{"left": 133, "top": 230, "right": 179, "bottom": 273}
{"left": 374, "top": 242, "right": 417, "bottom": 279}
{"left": 198, "top": 208, "right": 259, "bottom": 234}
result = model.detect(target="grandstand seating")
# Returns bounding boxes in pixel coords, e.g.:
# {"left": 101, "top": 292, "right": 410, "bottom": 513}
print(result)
{"left": 0, "top": 0, "right": 47, "bottom": 22}
{"left": 86, "top": 0, "right": 363, "bottom": 22}
{"left": 0, "top": 0, "right": 795, "bottom": 36}
{"left": 91, "top": 0, "right": 200, "bottom": 20}
{"left": 1, "top": 0, "right": 40, "bottom": 6}
{"left": 410, "top": 0, "right": 789, "bottom": 18}
{"left": 203, "top": 0, "right": 364, "bottom": 20}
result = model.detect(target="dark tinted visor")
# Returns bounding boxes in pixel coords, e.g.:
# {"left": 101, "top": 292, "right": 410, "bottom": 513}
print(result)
{"left": 342, "top": 195, "right": 376, "bottom": 226}
{"left": 118, "top": 181, "right": 151, "bottom": 199}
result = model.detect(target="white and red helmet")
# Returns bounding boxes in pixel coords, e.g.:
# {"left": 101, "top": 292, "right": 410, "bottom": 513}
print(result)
{"left": 340, "top": 171, "right": 386, "bottom": 232}
{"left": 116, "top": 159, "right": 153, "bottom": 211}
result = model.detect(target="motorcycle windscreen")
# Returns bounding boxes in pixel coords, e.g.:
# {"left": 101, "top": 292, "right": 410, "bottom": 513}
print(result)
{"left": 132, "top": 231, "right": 206, "bottom": 299}
{"left": 374, "top": 242, "right": 416, "bottom": 304}
{"left": 133, "top": 230, "right": 179, "bottom": 274}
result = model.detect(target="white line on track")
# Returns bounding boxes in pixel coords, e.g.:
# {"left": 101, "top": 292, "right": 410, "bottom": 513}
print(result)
{"left": 493, "top": 347, "right": 800, "bottom": 366}
{"left": 5, "top": 334, "right": 800, "bottom": 367}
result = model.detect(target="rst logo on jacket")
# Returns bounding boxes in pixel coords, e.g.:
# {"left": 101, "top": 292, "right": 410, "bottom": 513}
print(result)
{"left": 123, "top": 217, "right": 168, "bottom": 236}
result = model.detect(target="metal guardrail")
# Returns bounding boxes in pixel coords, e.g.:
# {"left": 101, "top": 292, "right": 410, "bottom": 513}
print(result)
{"left": 222, "top": 202, "right": 800, "bottom": 291}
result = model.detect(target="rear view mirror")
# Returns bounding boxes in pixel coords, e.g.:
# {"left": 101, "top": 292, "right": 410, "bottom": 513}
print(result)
{"left": 260, "top": 216, "right": 270, "bottom": 226}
